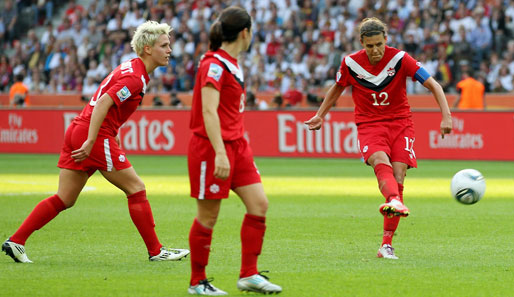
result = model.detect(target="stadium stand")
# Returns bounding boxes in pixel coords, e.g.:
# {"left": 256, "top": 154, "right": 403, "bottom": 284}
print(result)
{"left": 1, "top": 0, "right": 514, "bottom": 108}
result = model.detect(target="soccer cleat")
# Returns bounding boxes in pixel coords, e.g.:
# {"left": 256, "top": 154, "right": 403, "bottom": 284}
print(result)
{"left": 2, "top": 238, "right": 33, "bottom": 263}
{"left": 149, "top": 247, "right": 190, "bottom": 261}
{"left": 188, "top": 278, "right": 228, "bottom": 295}
{"left": 379, "top": 199, "right": 410, "bottom": 217}
{"left": 377, "top": 244, "right": 399, "bottom": 259}
{"left": 237, "top": 272, "right": 282, "bottom": 294}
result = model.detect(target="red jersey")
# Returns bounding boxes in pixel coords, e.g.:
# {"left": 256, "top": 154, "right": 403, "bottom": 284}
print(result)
{"left": 336, "top": 46, "right": 421, "bottom": 124}
{"left": 190, "top": 49, "right": 246, "bottom": 141}
{"left": 74, "top": 58, "right": 150, "bottom": 136}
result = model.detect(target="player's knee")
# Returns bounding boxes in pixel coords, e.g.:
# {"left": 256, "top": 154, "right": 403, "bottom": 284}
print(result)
{"left": 257, "top": 197, "right": 269, "bottom": 214}
{"left": 61, "top": 198, "right": 76, "bottom": 208}
{"left": 198, "top": 214, "right": 218, "bottom": 229}
{"left": 393, "top": 172, "right": 406, "bottom": 184}
{"left": 248, "top": 195, "right": 268, "bottom": 216}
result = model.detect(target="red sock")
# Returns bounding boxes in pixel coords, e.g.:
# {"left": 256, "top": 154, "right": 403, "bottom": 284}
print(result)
{"left": 240, "top": 214, "right": 266, "bottom": 278}
{"left": 374, "top": 164, "right": 400, "bottom": 202}
{"left": 127, "top": 190, "right": 162, "bottom": 256}
{"left": 10, "top": 194, "right": 66, "bottom": 245}
{"left": 397, "top": 183, "right": 404, "bottom": 202}
{"left": 382, "top": 183, "right": 404, "bottom": 245}
{"left": 189, "top": 218, "right": 213, "bottom": 286}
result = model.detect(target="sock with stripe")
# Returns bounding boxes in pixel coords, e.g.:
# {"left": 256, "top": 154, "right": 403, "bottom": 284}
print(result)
{"left": 127, "top": 190, "right": 162, "bottom": 256}
{"left": 374, "top": 163, "right": 400, "bottom": 202}
{"left": 189, "top": 218, "right": 213, "bottom": 286}
{"left": 10, "top": 194, "right": 66, "bottom": 245}
{"left": 240, "top": 214, "right": 266, "bottom": 278}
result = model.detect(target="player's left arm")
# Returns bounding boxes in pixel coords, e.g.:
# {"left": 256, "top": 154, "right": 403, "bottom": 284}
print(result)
{"left": 419, "top": 72, "right": 452, "bottom": 138}
{"left": 72, "top": 94, "right": 115, "bottom": 162}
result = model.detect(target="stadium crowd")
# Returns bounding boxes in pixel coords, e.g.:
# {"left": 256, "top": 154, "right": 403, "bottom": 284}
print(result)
{"left": 1, "top": 0, "right": 514, "bottom": 107}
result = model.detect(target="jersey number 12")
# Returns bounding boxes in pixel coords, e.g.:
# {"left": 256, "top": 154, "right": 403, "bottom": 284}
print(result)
{"left": 371, "top": 92, "right": 390, "bottom": 106}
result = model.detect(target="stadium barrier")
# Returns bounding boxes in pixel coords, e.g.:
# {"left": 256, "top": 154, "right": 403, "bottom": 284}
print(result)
{"left": 1, "top": 109, "right": 513, "bottom": 160}
{"left": 1, "top": 93, "right": 514, "bottom": 109}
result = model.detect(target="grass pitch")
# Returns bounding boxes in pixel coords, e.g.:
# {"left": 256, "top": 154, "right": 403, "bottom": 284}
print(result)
{"left": 0, "top": 154, "right": 513, "bottom": 297}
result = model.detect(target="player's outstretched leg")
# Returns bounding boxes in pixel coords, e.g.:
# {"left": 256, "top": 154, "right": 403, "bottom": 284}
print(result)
{"left": 2, "top": 238, "right": 32, "bottom": 263}
{"left": 188, "top": 278, "right": 228, "bottom": 296}
{"left": 237, "top": 272, "right": 282, "bottom": 294}
{"left": 374, "top": 164, "right": 409, "bottom": 217}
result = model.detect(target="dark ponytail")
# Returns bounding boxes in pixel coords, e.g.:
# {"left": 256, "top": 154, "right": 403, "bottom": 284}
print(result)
{"left": 209, "top": 6, "right": 251, "bottom": 51}
{"left": 209, "top": 21, "right": 223, "bottom": 51}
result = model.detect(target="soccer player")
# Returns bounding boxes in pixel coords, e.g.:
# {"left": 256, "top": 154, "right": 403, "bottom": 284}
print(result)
{"left": 2, "top": 21, "right": 189, "bottom": 263}
{"left": 187, "top": 6, "right": 282, "bottom": 295}
{"left": 305, "top": 18, "right": 453, "bottom": 259}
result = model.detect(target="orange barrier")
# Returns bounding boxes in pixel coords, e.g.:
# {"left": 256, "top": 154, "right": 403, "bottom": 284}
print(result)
{"left": 0, "top": 92, "right": 513, "bottom": 109}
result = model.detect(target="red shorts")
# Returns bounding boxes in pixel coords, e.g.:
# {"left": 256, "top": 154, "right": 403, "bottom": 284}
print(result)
{"left": 188, "top": 134, "right": 261, "bottom": 199}
{"left": 357, "top": 118, "right": 417, "bottom": 168}
{"left": 57, "top": 122, "right": 132, "bottom": 176}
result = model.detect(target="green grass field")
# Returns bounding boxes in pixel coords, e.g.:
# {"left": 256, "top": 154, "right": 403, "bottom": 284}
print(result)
{"left": 1, "top": 154, "right": 513, "bottom": 297}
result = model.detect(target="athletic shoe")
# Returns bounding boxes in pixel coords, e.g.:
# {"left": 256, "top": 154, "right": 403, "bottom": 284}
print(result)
{"left": 237, "top": 272, "right": 282, "bottom": 294}
{"left": 188, "top": 278, "right": 228, "bottom": 295}
{"left": 149, "top": 247, "right": 190, "bottom": 261}
{"left": 377, "top": 244, "right": 399, "bottom": 259}
{"left": 379, "top": 199, "right": 410, "bottom": 217}
{"left": 2, "top": 238, "right": 33, "bottom": 263}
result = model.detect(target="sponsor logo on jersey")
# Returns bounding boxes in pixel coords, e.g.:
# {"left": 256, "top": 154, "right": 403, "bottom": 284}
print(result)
{"left": 209, "top": 184, "right": 220, "bottom": 194}
{"left": 387, "top": 67, "right": 396, "bottom": 76}
{"left": 207, "top": 63, "right": 223, "bottom": 81}
{"left": 116, "top": 86, "right": 131, "bottom": 102}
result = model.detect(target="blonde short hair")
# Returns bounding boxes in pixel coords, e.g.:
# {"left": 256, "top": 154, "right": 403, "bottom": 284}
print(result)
{"left": 131, "top": 21, "right": 172, "bottom": 56}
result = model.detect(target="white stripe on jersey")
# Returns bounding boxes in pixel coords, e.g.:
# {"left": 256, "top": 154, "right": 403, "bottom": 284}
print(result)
{"left": 198, "top": 161, "right": 207, "bottom": 199}
{"left": 104, "top": 138, "right": 113, "bottom": 171}
{"left": 140, "top": 74, "right": 147, "bottom": 94}
{"left": 213, "top": 53, "right": 244, "bottom": 83}
{"left": 345, "top": 51, "right": 405, "bottom": 86}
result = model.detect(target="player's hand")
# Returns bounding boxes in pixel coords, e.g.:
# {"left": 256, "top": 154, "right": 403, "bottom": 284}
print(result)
{"left": 304, "top": 115, "right": 323, "bottom": 130}
{"left": 71, "top": 139, "right": 95, "bottom": 162}
{"left": 440, "top": 116, "right": 453, "bottom": 139}
{"left": 213, "top": 153, "right": 230, "bottom": 180}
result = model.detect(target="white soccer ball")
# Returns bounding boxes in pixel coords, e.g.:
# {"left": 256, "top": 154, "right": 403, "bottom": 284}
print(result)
{"left": 450, "top": 169, "right": 486, "bottom": 205}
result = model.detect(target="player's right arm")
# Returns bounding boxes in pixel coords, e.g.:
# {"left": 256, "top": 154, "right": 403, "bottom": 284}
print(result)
{"left": 71, "top": 94, "right": 115, "bottom": 162}
{"left": 305, "top": 82, "right": 345, "bottom": 130}
{"left": 201, "top": 84, "right": 230, "bottom": 180}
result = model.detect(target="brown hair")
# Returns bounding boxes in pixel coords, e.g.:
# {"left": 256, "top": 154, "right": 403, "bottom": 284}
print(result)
{"left": 209, "top": 6, "right": 252, "bottom": 51}
{"left": 358, "top": 17, "right": 388, "bottom": 40}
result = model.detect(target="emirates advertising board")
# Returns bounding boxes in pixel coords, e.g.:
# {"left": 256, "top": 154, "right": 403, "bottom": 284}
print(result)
{"left": 0, "top": 109, "right": 513, "bottom": 160}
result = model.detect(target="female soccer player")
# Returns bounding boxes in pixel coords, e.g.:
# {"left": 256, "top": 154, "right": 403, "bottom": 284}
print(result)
{"left": 2, "top": 21, "right": 189, "bottom": 263}
{"left": 305, "top": 18, "right": 453, "bottom": 259}
{"left": 187, "top": 6, "right": 282, "bottom": 295}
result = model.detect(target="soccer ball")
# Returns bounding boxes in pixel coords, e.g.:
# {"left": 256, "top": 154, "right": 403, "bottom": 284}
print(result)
{"left": 450, "top": 169, "right": 486, "bottom": 205}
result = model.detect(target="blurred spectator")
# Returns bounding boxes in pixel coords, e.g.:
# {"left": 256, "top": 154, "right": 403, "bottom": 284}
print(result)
{"left": 468, "top": 12, "right": 493, "bottom": 69}
{"left": 152, "top": 96, "right": 164, "bottom": 107}
{"left": 170, "top": 92, "right": 183, "bottom": 107}
{"left": 9, "top": 74, "right": 30, "bottom": 107}
{"left": 453, "top": 70, "right": 486, "bottom": 110}
{"left": 2, "top": 0, "right": 18, "bottom": 45}
{"left": 82, "top": 76, "right": 98, "bottom": 97}
{"left": 270, "top": 93, "right": 283, "bottom": 109}
{"left": 65, "top": 0, "right": 84, "bottom": 25}
{"left": 283, "top": 81, "right": 303, "bottom": 107}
